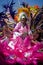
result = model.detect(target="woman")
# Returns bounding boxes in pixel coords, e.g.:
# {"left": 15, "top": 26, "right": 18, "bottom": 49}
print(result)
{"left": 13, "top": 12, "right": 32, "bottom": 39}
{"left": 12, "top": 12, "right": 33, "bottom": 52}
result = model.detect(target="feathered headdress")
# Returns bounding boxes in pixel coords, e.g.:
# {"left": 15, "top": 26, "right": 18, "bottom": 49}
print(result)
{"left": 17, "top": 7, "right": 30, "bottom": 21}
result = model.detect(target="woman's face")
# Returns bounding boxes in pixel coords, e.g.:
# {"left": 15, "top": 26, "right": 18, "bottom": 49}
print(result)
{"left": 21, "top": 18, "right": 27, "bottom": 23}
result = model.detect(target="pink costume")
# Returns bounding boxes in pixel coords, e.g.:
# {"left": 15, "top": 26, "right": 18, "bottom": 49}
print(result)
{"left": 13, "top": 22, "right": 33, "bottom": 49}
{"left": 0, "top": 22, "right": 43, "bottom": 65}
{"left": 0, "top": 22, "right": 32, "bottom": 64}
{"left": 13, "top": 22, "right": 32, "bottom": 39}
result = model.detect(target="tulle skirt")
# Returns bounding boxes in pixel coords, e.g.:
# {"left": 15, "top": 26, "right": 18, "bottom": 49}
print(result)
{"left": 0, "top": 35, "right": 43, "bottom": 65}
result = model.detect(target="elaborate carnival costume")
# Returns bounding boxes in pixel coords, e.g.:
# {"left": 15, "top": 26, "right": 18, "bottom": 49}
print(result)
{"left": 0, "top": 7, "right": 43, "bottom": 65}
{"left": 0, "top": 7, "right": 32, "bottom": 64}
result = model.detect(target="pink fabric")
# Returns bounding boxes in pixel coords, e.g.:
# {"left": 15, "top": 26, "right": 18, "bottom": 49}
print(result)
{"left": 0, "top": 22, "right": 43, "bottom": 65}
{"left": 13, "top": 22, "right": 29, "bottom": 34}
{"left": 0, "top": 37, "right": 43, "bottom": 65}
